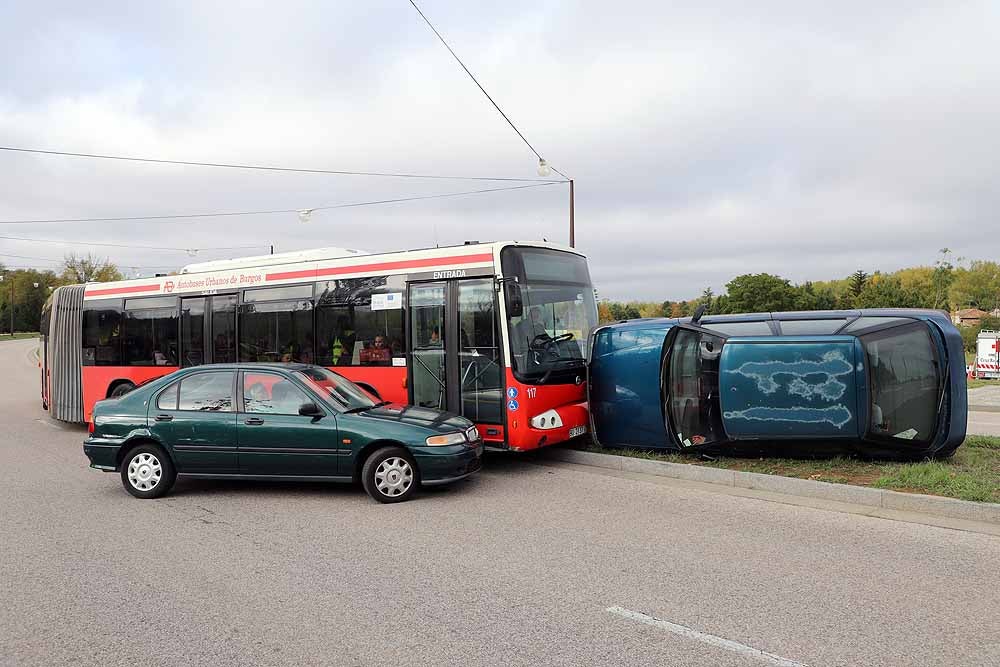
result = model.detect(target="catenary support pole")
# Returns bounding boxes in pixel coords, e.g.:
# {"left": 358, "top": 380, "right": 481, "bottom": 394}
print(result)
{"left": 569, "top": 179, "right": 575, "bottom": 248}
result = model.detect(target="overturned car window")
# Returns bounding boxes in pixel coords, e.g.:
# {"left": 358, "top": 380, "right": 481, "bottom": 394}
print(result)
{"left": 701, "top": 321, "right": 774, "bottom": 337}
{"left": 863, "top": 324, "right": 941, "bottom": 443}
{"left": 665, "top": 329, "right": 726, "bottom": 447}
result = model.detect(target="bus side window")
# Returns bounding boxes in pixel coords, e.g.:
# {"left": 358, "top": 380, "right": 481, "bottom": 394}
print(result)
{"left": 82, "top": 299, "right": 123, "bottom": 366}
{"left": 315, "top": 276, "right": 405, "bottom": 367}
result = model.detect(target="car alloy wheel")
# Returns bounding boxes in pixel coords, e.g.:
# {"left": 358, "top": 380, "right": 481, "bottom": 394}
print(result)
{"left": 127, "top": 452, "right": 162, "bottom": 492}
{"left": 374, "top": 457, "right": 413, "bottom": 498}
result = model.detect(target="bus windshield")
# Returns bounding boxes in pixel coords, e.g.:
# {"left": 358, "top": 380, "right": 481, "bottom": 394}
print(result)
{"left": 502, "top": 247, "right": 598, "bottom": 383}
{"left": 862, "top": 323, "right": 942, "bottom": 443}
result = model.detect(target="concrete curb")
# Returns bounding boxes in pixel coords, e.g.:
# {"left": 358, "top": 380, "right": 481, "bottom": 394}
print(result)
{"left": 545, "top": 448, "right": 1000, "bottom": 524}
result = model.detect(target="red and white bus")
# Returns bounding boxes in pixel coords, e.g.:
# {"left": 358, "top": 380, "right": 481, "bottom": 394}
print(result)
{"left": 41, "top": 241, "right": 598, "bottom": 451}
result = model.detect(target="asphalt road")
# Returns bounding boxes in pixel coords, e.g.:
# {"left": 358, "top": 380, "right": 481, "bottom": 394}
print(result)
{"left": 968, "top": 409, "right": 1000, "bottom": 437}
{"left": 2, "top": 337, "right": 998, "bottom": 666}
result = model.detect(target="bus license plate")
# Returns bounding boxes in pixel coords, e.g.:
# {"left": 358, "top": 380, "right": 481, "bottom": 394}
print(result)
{"left": 569, "top": 426, "right": 587, "bottom": 438}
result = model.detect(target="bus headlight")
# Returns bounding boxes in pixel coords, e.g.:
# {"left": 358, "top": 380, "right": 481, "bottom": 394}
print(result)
{"left": 530, "top": 410, "right": 563, "bottom": 430}
{"left": 425, "top": 432, "right": 467, "bottom": 446}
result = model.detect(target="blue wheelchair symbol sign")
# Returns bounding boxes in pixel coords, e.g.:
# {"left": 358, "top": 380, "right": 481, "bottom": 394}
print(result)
{"left": 507, "top": 399, "right": 519, "bottom": 412}
{"left": 506, "top": 387, "right": 518, "bottom": 399}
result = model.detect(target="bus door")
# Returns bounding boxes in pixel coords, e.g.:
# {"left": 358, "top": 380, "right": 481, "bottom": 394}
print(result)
{"left": 408, "top": 279, "right": 503, "bottom": 428}
{"left": 180, "top": 294, "right": 237, "bottom": 367}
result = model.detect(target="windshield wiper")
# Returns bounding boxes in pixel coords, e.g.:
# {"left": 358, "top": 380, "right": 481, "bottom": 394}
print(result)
{"left": 343, "top": 400, "right": 389, "bottom": 414}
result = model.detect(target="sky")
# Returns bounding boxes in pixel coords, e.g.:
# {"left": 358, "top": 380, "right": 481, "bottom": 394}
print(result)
{"left": 0, "top": 0, "right": 998, "bottom": 301}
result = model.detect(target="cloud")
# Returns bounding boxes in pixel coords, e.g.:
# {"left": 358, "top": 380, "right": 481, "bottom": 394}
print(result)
{"left": 1, "top": 0, "right": 998, "bottom": 299}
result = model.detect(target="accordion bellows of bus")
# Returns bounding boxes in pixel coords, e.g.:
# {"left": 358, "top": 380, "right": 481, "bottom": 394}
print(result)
{"left": 41, "top": 241, "right": 599, "bottom": 453}
{"left": 588, "top": 310, "right": 968, "bottom": 459}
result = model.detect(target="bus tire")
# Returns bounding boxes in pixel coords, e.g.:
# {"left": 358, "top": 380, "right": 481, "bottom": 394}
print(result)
{"left": 361, "top": 446, "right": 418, "bottom": 504}
{"left": 120, "top": 443, "right": 176, "bottom": 499}
{"left": 109, "top": 382, "right": 135, "bottom": 399}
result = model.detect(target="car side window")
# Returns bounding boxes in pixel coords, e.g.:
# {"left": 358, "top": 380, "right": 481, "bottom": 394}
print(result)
{"left": 243, "top": 372, "right": 310, "bottom": 415}
{"left": 156, "top": 381, "right": 179, "bottom": 411}
{"left": 178, "top": 372, "right": 234, "bottom": 412}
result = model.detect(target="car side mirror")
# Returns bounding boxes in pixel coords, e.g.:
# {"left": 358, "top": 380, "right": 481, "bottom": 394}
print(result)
{"left": 504, "top": 282, "right": 524, "bottom": 318}
{"left": 299, "top": 401, "right": 324, "bottom": 417}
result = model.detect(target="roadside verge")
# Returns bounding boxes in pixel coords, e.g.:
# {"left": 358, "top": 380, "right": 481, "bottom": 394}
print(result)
{"left": 543, "top": 448, "right": 1000, "bottom": 525}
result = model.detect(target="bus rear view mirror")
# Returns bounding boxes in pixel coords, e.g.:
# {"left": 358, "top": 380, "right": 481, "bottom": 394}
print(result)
{"left": 505, "top": 282, "right": 524, "bottom": 318}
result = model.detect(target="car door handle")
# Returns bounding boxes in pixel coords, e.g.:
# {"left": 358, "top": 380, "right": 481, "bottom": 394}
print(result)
{"left": 244, "top": 417, "right": 264, "bottom": 426}
{"left": 154, "top": 414, "right": 173, "bottom": 422}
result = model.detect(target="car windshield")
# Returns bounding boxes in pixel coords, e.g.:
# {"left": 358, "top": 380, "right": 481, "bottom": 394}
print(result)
{"left": 862, "top": 323, "right": 941, "bottom": 443}
{"left": 502, "top": 247, "right": 598, "bottom": 383}
{"left": 293, "top": 367, "right": 377, "bottom": 411}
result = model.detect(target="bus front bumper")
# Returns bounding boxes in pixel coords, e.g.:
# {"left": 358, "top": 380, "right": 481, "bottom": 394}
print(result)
{"left": 515, "top": 402, "right": 590, "bottom": 450}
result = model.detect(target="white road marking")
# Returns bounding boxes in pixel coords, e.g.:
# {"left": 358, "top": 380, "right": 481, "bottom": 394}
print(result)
{"left": 606, "top": 606, "right": 808, "bottom": 667}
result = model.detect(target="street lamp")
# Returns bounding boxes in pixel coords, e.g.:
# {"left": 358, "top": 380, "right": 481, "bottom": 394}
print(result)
{"left": 537, "top": 159, "right": 574, "bottom": 248}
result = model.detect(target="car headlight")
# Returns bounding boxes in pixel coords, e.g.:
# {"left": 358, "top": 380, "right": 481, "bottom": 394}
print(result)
{"left": 530, "top": 409, "right": 564, "bottom": 430}
{"left": 425, "top": 432, "right": 467, "bottom": 446}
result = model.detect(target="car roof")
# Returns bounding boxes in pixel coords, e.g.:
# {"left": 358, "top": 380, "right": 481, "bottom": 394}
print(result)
{"left": 597, "top": 308, "right": 952, "bottom": 333}
{"left": 176, "top": 363, "right": 316, "bottom": 373}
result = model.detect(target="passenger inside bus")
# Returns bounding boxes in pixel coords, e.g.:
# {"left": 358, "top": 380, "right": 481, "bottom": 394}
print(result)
{"left": 327, "top": 316, "right": 357, "bottom": 365}
{"left": 359, "top": 335, "right": 392, "bottom": 365}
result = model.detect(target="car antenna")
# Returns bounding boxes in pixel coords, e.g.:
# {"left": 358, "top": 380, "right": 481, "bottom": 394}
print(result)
{"left": 692, "top": 304, "right": 707, "bottom": 325}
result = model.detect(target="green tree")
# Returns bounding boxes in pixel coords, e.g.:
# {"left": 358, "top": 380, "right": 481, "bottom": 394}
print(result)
{"left": 854, "top": 275, "right": 925, "bottom": 309}
{"left": 719, "top": 274, "right": 798, "bottom": 313}
{"left": 793, "top": 282, "right": 839, "bottom": 311}
{"left": 0, "top": 268, "right": 61, "bottom": 333}
{"left": 949, "top": 260, "right": 1000, "bottom": 311}
{"left": 609, "top": 302, "right": 641, "bottom": 320}
{"left": 930, "top": 248, "right": 956, "bottom": 310}
{"left": 959, "top": 326, "right": 980, "bottom": 354}
{"left": 61, "top": 253, "right": 124, "bottom": 284}
{"left": 849, "top": 270, "right": 869, "bottom": 298}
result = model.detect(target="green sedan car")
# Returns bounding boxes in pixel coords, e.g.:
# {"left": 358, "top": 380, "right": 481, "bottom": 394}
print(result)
{"left": 84, "top": 364, "right": 483, "bottom": 503}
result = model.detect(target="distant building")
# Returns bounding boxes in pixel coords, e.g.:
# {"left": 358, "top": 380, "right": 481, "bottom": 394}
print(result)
{"left": 952, "top": 308, "right": 989, "bottom": 327}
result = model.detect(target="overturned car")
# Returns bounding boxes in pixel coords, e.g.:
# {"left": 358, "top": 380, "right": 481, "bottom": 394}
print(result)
{"left": 588, "top": 310, "right": 967, "bottom": 459}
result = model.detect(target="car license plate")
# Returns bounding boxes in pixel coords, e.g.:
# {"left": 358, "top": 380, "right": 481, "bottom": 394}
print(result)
{"left": 569, "top": 425, "right": 587, "bottom": 438}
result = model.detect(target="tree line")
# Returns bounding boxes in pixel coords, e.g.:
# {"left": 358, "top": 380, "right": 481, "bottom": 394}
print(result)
{"left": 598, "top": 250, "right": 1000, "bottom": 352}
{"left": 0, "top": 254, "right": 124, "bottom": 334}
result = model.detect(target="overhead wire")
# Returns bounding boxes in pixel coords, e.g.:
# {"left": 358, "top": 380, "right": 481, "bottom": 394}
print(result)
{"left": 407, "top": 0, "right": 542, "bottom": 162}
{"left": 407, "top": 0, "right": 571, "bottom": 181}
{"left": 0, "top": 181, "right": 559, "bottom": 225}
{"left": 0, "top": 145, "right": 561, "bottom": 183}
{"left": 0, "top": 235, "right": 268, "bottom": 253}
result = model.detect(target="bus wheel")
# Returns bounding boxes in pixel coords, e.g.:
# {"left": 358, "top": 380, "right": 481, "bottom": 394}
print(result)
{"left": 121, "top": 444, "right": 176, "bottom": 499}
{"left": 362, "top": 447, "right": 418, "bottom": 504}
{"left": 109, "top": 382, "right": 135, "bottom": 399}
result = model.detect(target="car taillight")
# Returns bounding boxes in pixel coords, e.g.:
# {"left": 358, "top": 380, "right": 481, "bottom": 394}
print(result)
{"left": 87, "top": 421, "right": 95, "bottom": 434}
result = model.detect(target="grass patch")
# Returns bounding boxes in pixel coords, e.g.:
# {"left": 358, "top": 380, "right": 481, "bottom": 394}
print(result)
{"left": 0, "top": 332, "right": 39, "bottom": 341}
{"left": 583, "top": 436, "right": 1000, "bottom": 503}
{"left": 968, "top": 378, "right": 998, "bottom": 390}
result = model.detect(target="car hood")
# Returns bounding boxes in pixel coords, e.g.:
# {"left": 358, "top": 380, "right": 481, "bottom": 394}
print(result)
{"left": 355, "top": 403, "right": 473, "bottom": 434}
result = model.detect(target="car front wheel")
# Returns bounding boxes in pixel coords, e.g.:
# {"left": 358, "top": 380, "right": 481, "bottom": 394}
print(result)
{"left": 362, "top": 447, "right": 418, "bottom": 503}
{"left": 121, "top": 444, "right": 176, "bottom": 499}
